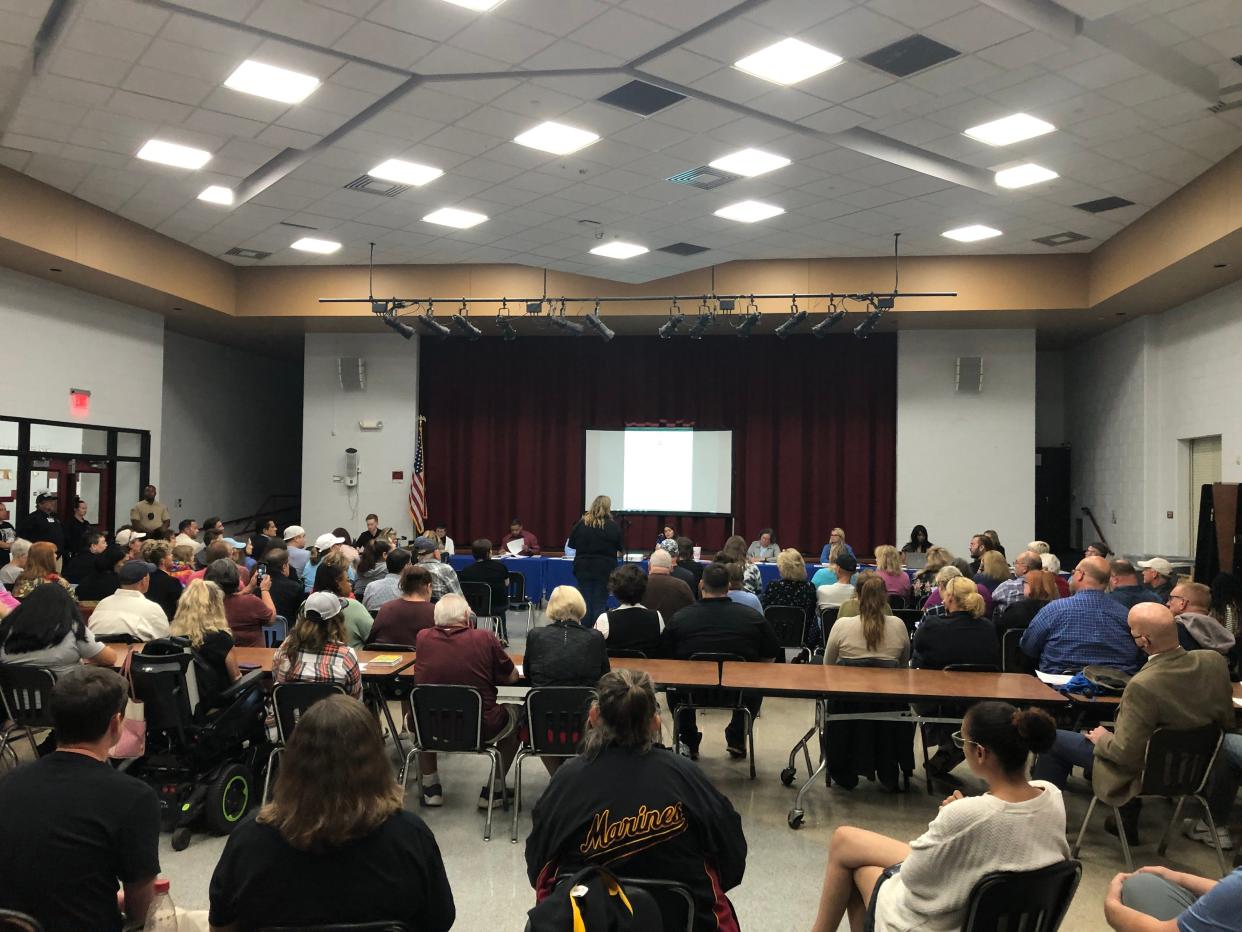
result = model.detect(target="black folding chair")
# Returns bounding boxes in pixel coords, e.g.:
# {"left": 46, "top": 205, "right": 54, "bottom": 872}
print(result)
{"left": 816, "top": 605, "right": 840, "bottom": 649}
{"left": 402, "top": 684, "right": 507, "bottom": 841}
{"left": 507, "top": 571, "right": 534, "bottom": 637}
{"left": 610, "top": 877, "right": 695, "bottom": 932}
{"left": 887, "top": 593, "right": 908, "bottom": 610}
{"left": 0, "top": 666, "right": 56, "bottom": 761}
{"left": 94, "top": 633, "right": 143, "bottom": 644}
{"left": 510, "top": 686, "right": 596, "bottom": 842}
{"left": 764, "top": 605, "right": 808, "bottom": 662}
{"left": 672, "top": 652, "right": 757, "bottom": 779}
{"left": 917, "top": 664, "right": 1000, "bottom": 795}
{"left": 1071, "top": 725, "right": 1227, "bottom": 873}
{"left": 1001, "top": 627, "right": 1035, "bottom": 673}
{"left": 461, "top": 581, "right": 503, "bottom": 639}
{"left": 263, "top": 682, "right": 346, "bottom": 803}
{"left": 865, "top": 859, "right": 1080, "bottom": 932}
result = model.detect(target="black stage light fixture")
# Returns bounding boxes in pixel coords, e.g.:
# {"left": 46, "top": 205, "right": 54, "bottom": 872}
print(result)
{"left": 734, "top": 311, "right": 761, "bottom": 338}
{"left": 416, "top": 313, "right": 451, "bottom": 339}
{"left": 384, "top": 314, "right": 416, "bottom": 340}
{"left": 548, "top": 304, "right": 585, "bottom": 335}
{"left": 687, "top": 310, "right": 714, "bottom": 340}
{"left": 853, "top": 302, "right": 885, "bottom": 340}
{"left": 498, "top": 316, "right": 518, "bottom": 342}
{"left": 658, "top": 301, "right": 685, "bottom": 339}
{"left": 774, "top": 299, "right": 807, "bottom": 340}
{"left": 450, "top": 312, "right": 482, "bottom": 341}
{"left": 811, "top": 303, "right": 847, "bottom": 338}
{"left": 584, "top": 304, "right": 614, "bottom": 341}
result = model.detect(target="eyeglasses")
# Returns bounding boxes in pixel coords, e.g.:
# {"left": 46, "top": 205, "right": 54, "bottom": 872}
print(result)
{"left": 951, "top": 730, "right": 984, "bottom": 751}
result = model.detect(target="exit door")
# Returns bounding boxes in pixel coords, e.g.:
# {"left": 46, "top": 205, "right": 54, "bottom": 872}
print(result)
{"left": 26, "top": 457, "right": 111, "bottom": 533}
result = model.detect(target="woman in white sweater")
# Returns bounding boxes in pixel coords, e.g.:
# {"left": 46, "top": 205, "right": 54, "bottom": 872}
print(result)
{"left": 810, "top": 701, "right": 1070, "bottom": 932}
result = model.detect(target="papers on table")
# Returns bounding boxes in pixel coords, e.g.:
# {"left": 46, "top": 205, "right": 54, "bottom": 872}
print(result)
{"left": 505, "top": 538, "right": 525, "bottom": 556}
{"left": 1036, "top": 670, "right": 1074, "bottom": 687}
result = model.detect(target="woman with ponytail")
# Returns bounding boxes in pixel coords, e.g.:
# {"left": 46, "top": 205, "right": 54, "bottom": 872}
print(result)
{"left": 825, "top": 575, "right": 910, "bottom": 665}
{"left": 811, "top": 701, "right": 1069, "bottom": 932}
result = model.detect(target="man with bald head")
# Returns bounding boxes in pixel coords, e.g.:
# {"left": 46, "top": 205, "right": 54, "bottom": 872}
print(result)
{"left": 1020, "top": 556, "right": 1144, "bottom": 675}
{"left": 991, "top": 549, "right": 1044, "bottom": 613}
{"left": 642, "top": 548, "right": 694, "bottom": 621}
{"left": 1033, "top": 603, "right": 1234, "bottom": 843}
{"left": 1167, "top": 580, "right": 1236, "bottom": 655}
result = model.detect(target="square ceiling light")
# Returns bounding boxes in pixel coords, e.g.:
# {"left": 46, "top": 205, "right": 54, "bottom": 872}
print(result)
{"left": 197, "top": 185, "right": 234, "bottom": 205}
{"left": 224, "top": 60, "right": 320, "bottom": 104}
{"left": 734, "top": 38, "right": 843, "bottom": 86}
{"left": 368, "top": 158, "right": 443, "bottom": 186}
{"left": 291, "top": 237, "right": 341, "bottom": 253}
{"left": 514, "top": 121, "right": 599, "bottom": 155}
{"left": 441, "top": 0, "right": 506, "bottom": 9}
{"left": 995, "top": 163, "right": 1058, "bottom": 189}
{"left": 942, "top": 224, "right": 1002, "bottom": 242}
{"left": 715, "top": 200, "right": 784, "bottom": 223}
{"left": 708, "top": 148, "right": 790, "bottom": 178}
{"left": 590, "top": 241, "right": 648, "bottom": 259}
{"left": 423, "top": 207, "right": 488, "bottom": 229}
{"left": 964, "top": 113, "right": 1055, "bottom": 146}
{"left": 136, "top": 139, "right": 212, "bottom": 169}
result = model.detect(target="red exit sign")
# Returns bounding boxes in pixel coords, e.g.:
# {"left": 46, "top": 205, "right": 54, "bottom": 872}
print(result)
{"left": 69, "top": 388, "right": 91, "bottom": 418}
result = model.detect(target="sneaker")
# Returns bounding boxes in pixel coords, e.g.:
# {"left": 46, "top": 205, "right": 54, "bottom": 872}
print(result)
{"left": 725, "top": 742, "right": 747, "bottom": 760}
{"left": 677, "top": 739, "right": 700, "bottom": 761}
{"left": 420, "top": 783, "right": 443, "bottom": 808}
{"left": 1183, "top": 818, "right": 1235, "bottom": 851}
{"left": 477, "top": 785, "right": 515, "bottom": 810}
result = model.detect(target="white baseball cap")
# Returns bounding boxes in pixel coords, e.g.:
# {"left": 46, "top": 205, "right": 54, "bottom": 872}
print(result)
{"left": 282, "top": 525, "right": 306, "bottom": 541}
{"left": 1136, "top": 557, "right": 1173, "bottom": 576}
{"left": 315, "top": 532, "right": 346, "bottom": 550}
{"left": 115, "top": 529, "right": 146, "bottom": 546}
{"left": 304, "top": 591, "right": 346, "bottom": 620}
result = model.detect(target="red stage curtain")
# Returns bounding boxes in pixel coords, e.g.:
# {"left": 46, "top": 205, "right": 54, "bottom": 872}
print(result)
{"left": 419, "top": 334, "right": 896, "bottom": 556}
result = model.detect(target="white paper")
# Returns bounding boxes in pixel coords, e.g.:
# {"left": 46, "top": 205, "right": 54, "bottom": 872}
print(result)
{"left": 505, "top": 538, "right": 524, "bottom": 556}
{"left": 1036, "top": 670, "right": 1073, "bottom": 686}
{"left": 514, "top": 664, "right": 523, "bottom": 677}
{"left": 1233, "top": 696, "right": 1242, "bottom": 709}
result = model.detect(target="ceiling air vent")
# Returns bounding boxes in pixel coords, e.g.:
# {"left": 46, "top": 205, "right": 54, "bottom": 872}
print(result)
{"left": 224, "top": 247, "right": 271, "bottom": 260}
{"left": 598, "top": 80, "right": 686, "bottom": 116}
{"left": 666, "top": 166, "right": 740, "bottom": 190}
{"left": 1033, "top": 231, "right": 1090, "bottom": 247}
{"left": 344, "top": 175, "right": 410, "bottom": 197}
{"left": 279, "top": 220, "right": 318, "bottom": 230}
{"left": 657, "top": 242, "right": 710, "bottom": 256}
{"left": 861, "top": 35, "right": 960, "bottom": 77}
{"left": 1074, "top": 196, "right": 1135, "bottom": 213}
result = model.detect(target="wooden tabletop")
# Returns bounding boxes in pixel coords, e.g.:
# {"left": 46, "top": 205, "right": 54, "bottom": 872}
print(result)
{"left": 721, "top": 662, "right": 1066, "bottom": 704}
{"left": 394, "top": 653, "right": 723, "bottom": 689}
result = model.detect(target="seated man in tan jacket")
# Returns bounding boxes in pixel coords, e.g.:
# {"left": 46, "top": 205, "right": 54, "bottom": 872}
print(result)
{"left": 1031, "top": 602, "right": 1234, "bottom": 844}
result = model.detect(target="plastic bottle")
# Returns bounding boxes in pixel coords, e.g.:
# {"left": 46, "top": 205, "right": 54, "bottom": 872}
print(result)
{"left": 143, "top": 877, "right": 178, "bottom": 931}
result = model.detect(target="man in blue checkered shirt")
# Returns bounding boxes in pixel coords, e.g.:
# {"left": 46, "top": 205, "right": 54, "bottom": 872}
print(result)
{"left": 1020, "top": 556, "right": 1145, "bottom": 674}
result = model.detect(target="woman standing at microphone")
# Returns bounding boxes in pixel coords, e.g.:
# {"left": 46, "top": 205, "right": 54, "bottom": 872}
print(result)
{"left": 568, "top": 496, "right": 623, "bottom": 626}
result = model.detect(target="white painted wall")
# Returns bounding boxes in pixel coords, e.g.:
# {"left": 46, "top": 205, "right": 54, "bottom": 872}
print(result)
{"left": 896, "top": 329, "right": 1037, "bottom": 556}
{"left": 0, "top": 265, "right": 165, "bottom": 488}
{"left": 1068, "top": 277, "right": 1242, "bottom": 556}
{"left": 160, "top": 330, "right": 303, "bottom": 529}
{"left": 301, "top": 333, "right": 419, "bottom": 540}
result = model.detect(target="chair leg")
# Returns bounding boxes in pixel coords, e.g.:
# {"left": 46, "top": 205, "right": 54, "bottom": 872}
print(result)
{"left": 261, "top": 747, "right": 283, "bottom": 805}
{"left": 745, "top": 708, "right": 756, "bottom": 781}
{"left": 399, "top": 746, "right": 420, "bottom": 792}
{"left": 483, "top": 749, "right": 499, "bottom": 842}
{"left": 918, "top": 722, "right": 934, "bottom": 796}
{"left": 1113, "top": 806, "right": 1135, "bottom": 871}
{"left": 510, "top": 750, "right": 527, "bottom": 844}
{"left": 1197, "top": 797, "right": 1229, "bottom": 877}
{"left": 22, "top": 725, "right": 39, "bottom": 759}
{"left": 1071, "top": 797, "right": 1098, "bottom": 858}
{"left": 1158, "top": 796, "right": 1187, "bottom": 856}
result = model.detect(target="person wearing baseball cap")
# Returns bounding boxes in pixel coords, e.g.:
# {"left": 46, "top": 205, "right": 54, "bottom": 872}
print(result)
{"left": 1137, "top": 557, "right": 1177, "bottom": 601}
{"left": 413, "top": 536, "right": 462, "bottom": 602}
{"left": 273, "top": 590, "right": 361, "bottom": 698}
{"left": 115, "top": 528, "right": 146, "bottom": 561}
{"left": 281, "top": 525, "right": 310, "bottom": 576}
{"left": 300, "top": 533, "right": 347, "bottom": 593}
{"left": 16, "top": 490, "right": 65, "bottom": 557}
{"left": 87, "top": 560, "right": 171, "bottom": 642}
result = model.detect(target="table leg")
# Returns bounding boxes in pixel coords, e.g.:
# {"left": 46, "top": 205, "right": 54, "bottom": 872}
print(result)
{"left": 370, "top": 683, "right": 406, "bottom": 759}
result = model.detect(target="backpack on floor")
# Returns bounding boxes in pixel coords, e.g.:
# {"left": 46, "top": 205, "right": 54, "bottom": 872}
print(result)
{"left": 526, "top": 864, "right": 661, "bottom": 932}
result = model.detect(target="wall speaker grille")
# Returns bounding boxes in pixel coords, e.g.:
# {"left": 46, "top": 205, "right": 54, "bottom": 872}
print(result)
{"left": 338, "top": 357, "right": 366, "bottom": 392}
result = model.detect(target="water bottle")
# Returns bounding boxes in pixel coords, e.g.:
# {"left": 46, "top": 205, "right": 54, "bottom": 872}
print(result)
{"left": 143, "top": 877, "right": 178, "bottom": 931}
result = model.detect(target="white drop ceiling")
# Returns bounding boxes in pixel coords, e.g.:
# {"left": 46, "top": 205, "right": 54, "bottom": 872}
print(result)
{"left": 0, "top": 0, "right": 1239, "bottom": 283}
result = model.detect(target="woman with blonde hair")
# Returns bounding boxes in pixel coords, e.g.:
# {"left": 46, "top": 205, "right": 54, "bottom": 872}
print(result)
{"left": 974, "top": 550, "right": 1011, "bottom": 595}
{"left": 761, "top": 548, "right": 817, "bottom": 626}
{"left": 208, "top": 695, "right": 455, "bottom": 930}
{"left": 923, "top": 563, "right": 995, "bottom": 618}
{"left": 873, "top": 545, "right": 912, "bottom": 601}
{"left": 12, "top": 541, "right": 74, "bottom": 601}
{"left": 911, "top": 545, "right": 953, "bottom": 601}
{"left": 567, "top": 495, "right": 622, "bottom": 624}
{"left": 171, "top": 579, "right": 241, "bottom": 703}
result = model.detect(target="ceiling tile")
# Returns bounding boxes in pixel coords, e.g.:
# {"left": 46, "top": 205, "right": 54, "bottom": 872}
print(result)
{"left": 332, "top": 21, "right": 435, "bottom": 69}
{"left": 568, "top": 8, "right": 679, "bottom": 59}
{"left": 449, "top": 17, "right": 557, "bottom": 65}
{"left": 246, "top": 0, "right": 354, "bottom": 45}
{"left": 924, "top": 6, "right": 1030, "bottom": 53}
{"left": 121, "top": 65, "right": 214, "bottom": 107}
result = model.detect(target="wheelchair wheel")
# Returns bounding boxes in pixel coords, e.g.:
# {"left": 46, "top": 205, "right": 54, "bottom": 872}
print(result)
{"left": 206, "top": 763, "right": 254, "bottom": 836}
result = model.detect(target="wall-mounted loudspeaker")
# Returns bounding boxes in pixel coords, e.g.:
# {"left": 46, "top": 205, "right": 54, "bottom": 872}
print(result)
{"left": 338, "top": 357, "right": 366, "bottom": 392}
{"left": 955, "top": 356, "right": 983, "bottom": 393}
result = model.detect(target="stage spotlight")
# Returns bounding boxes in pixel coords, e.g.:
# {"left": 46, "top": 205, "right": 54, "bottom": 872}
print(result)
{"left": 853, "top": 304, "right": 885, "bottom": 340}
{"left": 584, "top": 308, "right": 614, "bottom": 342}
{"left": 658, "top": 301, "right": 685, "bottom": 340}
{"left": 450, "top": 313, "right": 482, "bottom": 341}
{"left": 687, "top": 312, "right": 714, "bottom": 340}
{"left": 734, "top": 311, "right": 762, "bottom": 338}
{"left": 384, "top": 314, "right": 416, "bottom": 340}
{"left": 774, "top": 307, "right": 807, "bottom": 339}
{"left": 811, "top": 306, "right": 847, "bottom": 338}
{"left": 548, "top": 313, "right": 585, "bottom": 335}
{"left": 416, "top": 313, "right": 451, "bottom": 339}
{"left": 497, "top": 316, "right": 518, "bottom": 342}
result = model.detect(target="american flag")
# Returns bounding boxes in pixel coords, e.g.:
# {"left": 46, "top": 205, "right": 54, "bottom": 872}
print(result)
{"left": 409, "top": 416, "right": 426, "bottom": 535}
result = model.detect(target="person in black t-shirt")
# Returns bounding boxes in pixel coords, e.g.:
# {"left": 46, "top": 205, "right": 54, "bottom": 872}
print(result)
{"left": 526, "top": 669, "right": 746, "bottom": 932}
{"left": 75, "top": 544, "right": 127, "bottom": 602}
{"left": 458, "top": 538, "right": 510, "bottom": 637}
{"left": 64, "top": 497, "right": 94, "bottom": 558}
{"left": 209, "top": 695, "right": 455, "bottom": 931}
{"left": 16, "top": 490, "right": 65, "bottom": 556}
{"left": 140, "top": 539, "right": 183, "bottom": 620}
{"left": 568, "top": 496, "right": 623, "bottom": 625}
{"left": 262, "top": 545, "right": 306, "bottom": 626}
{"left": 63, "top": 530, "right": 108, "bottom": 584}
{"left": 354, "top": 513, "right": 382, "bottom": 551}
{"left": 661, "top": 563, "right": 782, "bottom": 760}
{"left": 675, "top": 536, "right": 703, "bottom": 596}
{"left": 0, "top": 666, "right": 161, "bottom": 930}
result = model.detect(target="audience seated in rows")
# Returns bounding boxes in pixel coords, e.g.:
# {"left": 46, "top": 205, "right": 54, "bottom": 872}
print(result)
{"left": 661, "top": 563, "right": 781, "bottom": 760}
{"left": 973, "top": 550, "right": 1012, "bottom": 596}
{"left": 0, "top": 584, "right": 118, "bottom": 678}
{"left": 1108, "top": 559, "right": 1165, "bottom": 611}
{"left": 675, "top": 535, "right": 704, "bottom": 591}
{"left": 63, "top": 530, "right": 107, "bottom": 584}
{"left": 873, "top": 544, "right": 912, "bottom": 600}
{"left": 825, "top": 576, "right": 910, "bottom": 666}
{"left": 994, "top": 568, "right": 1062, "bottom": 643}
{"left": 1106, "top": 864, "right": 1242, "bottom": 932}
{"left": 810, "top": 702, "right": 1068, "bottom": 932}
{"left": 641, "top": 548, "right": 695, "bottom": 621}
{"left": 719, "top": 535, "right": 763, "bottom": 593}
{"left": 0, "top": 667, "right": 161, "bottom": 930}
{"left": 353, "top": 538, "right": 393, "bottom": 600}
{"left": 817, "top": 553, "right": 859, "bottom": 610}
{"left": 1139, "top": 557, "right": 1177, "bottom": 601}
{"left": 990, "top": 549, "right": 1045, "bottom": 614}
{"left": 413, "top": 594, "right": 520, "bottom": 810}
{"left": 760, "top": 547, "right": 818, "bottom": 623}
{"left": 924, "top": 561, "right": 994, "bottom": 617}
{"left": 309, "top": 555, "right": 372, "bottom": 649}
{"left": 412, "top": 536, "right": 462, "bottom": 601}
{"left": 206, "top": 557, "right": 275, "bottom": 648}
{"left": 209, "top": 695, "right": 455, "bottom": 931}
{"left": 13, "top": 541, "right": 73, "bottom": 601}
{"left": 88, "top": 560, "right": 171, "bottom": 642}
{"left": 170, "top": 579, "right": 242, "bottom": 705}
{"left": 910, "top": 545, "right": 953, "bottom": 602}
{"left": 360, "top": 546, "right": 413, "bottom": 612}
{"left": 1031, "top": 603, "right": 1234, "bottom": 845}
{"left": 593, "top": 563, "right": 664, "bottom": 655}
{"left": 1168, "top": 580, "right": 1235, "bottom": 655}
{"left": 369, "top": 564, "right": 436, "bottom": 646}
{"left": 274, "top": 590, "right": 362, "bottom": 698}
{"left": 1020, "top": 556, "right": 1142, "bottom": 675}
{"left": 139, "top": 539, "right": 183, "bottom": 620}
{"left": 263, "top": 544, "right": 306, "bottom": 624}
{"left": 722, "top": 560, "right": 765, "bottom": 613}
{"left": 525, "top": 669, "right": 747, "bottom": 932}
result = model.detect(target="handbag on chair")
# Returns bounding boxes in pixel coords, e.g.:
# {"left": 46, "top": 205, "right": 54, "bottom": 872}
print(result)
{"left": 108, "top": 648, "right": 147, "bottom": 760}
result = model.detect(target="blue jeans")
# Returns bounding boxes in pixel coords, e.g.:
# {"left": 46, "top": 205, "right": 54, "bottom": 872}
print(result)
{"left": 1031, "top": 729, "right": 1095, "bottom": 788}
{"left": 576, "top": 574, "right": 609, "bottom": 628}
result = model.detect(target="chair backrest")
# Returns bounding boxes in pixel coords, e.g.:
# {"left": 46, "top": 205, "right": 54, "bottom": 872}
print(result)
{"left": 0, "top": 907, "right": 44, "bottom": 932}
{"left": 1001, "top": 628, "right": 1033, "bottom": 674}
{"left": 887, "top": 593, "right": 908, "bottom": 610}
{"left": 606, "top": 647, "right": 648, "bottom": 659}
{"left": 0, "top": 666, "right": 57, "bottom": 729}
{"left": 508, "top": 571, "right": 527, "bottom": 602}
{"left": 272, "top": 682, "right": 345, "bottom": 743}
{"left": 410, "top": 684, "right": 485, "bottom": 752}
{"left": 1139, "top": 725, "right": 1223, "bottom": 796}
{"left": 764, "top": 606, "right": 806, "bottom": 648}
{"left": 365, "top": 640, "right": 416, "bottom": 653}
{"left": 460, "top": 580, "right": 493, "bottom": 617}
{"left": 94, "top": 632, "right": 142, "bottom": 644}
{"left": 963, "top": 860, "right": 1081, "bottom": 932}
{"left": 613, "top": 877, "right": 695, "bottom": 932}
{"left": 818, "top": 605, "right": 841, "bottom": 640}
{"left": 130, "top": 649, "right": 200, "bottom": 734}
{"left": 525, "top": 686, "right": 596, "bottom": 755}
{"left": 263, "top": 615, "right": 288, "bottom": 648}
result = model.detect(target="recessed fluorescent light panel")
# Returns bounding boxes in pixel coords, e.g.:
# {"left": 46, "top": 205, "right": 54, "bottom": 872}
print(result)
{"left": 942, "top": 224, "right": 1002, "bottom": 242}
{"left": 441, "top": 0, "right": 506, "bottom": 9}
{"left": 224, "top": 60, "right": 319, "bottom": 104}
{"left": 423, "top": 207, "right": 488, "bottom": 229}
{"left": 368, "top": 158, "right": 443, "bottom": 186}
{"left": 715, "top": 200, "right": 784, "bottom": 223}
{"left": 734, "top": 38, "right": 843, "bottom": 86}
{"left": 291, "top": 237, "right": 341, "bottom": 254}
{"left": 964, "top": 112, "right": 1055, "bottom": 146}
{"left": 513, "top": 121, "right": 599, "bottom": 155}
{"left": 590, "top": 241, "right": 648, "bottom": 259}
{"left": 995, "top": 163, "right": 1058, "bottom": 189}
{"left": 708, "top": 148, "right": 791, "bottom": 178}
{"left": 197, "top": 185, "right": 234, "bottom": 205}
{"left": 136, "top": 139, "right": 212, "bottom": 170}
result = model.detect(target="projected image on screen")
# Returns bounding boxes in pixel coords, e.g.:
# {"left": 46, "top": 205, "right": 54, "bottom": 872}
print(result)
{"left": 584, "top": 428, "right": 732, "bottom": 514}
